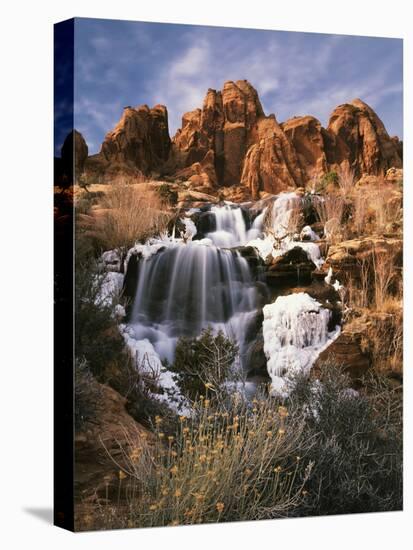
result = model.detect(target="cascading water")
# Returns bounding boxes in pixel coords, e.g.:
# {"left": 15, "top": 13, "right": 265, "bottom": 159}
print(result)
{"left": 205, "top": 203, "right": 264, "bottom": 247}
{"left": 122, "top": 202, "right": 264, "bottom": 376}
{"left": 247, "top": 192, "right": 323, "bottom": 267}
{"left": 115, "top": 193, "right": 339, "bottom": 405}
{"left": 128, "top": 240, "right": 258, "bottom": 362}
{"left": 206, "top": 205, "right": 248, "bottom": 247}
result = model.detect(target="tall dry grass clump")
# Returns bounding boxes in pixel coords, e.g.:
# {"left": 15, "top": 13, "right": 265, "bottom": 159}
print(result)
{"left": 337, "top": 163, "right": 355, "bottom": 198}
{"left": 370, "top": 184, "right": 402, "bottom": 235}
{"left": 345, "top": 246, "right": 402, "bottom": 374}
{"left": 91, "top": 397, "right": 311, "bottom": 529}
{"left": 313, "top": 193, "right": 345, "bottom": 243}
{"left": 352, "top": 189, "right": 368, "bottom": 236}
{"left": 77, "top": 182, "right": 171, "bottom": 250}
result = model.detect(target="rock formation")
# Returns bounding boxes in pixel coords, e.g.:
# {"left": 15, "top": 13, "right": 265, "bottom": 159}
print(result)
{"left": 326, "top": 98, "right": 402, "bottom": 176}
{"left": 173, "top": 80, "right": 303, "bottom": 197}
{"left": 83, "top": 81, "right": 402, "bottom": 197}
{"left": 281, "top": 116, "right": 330, "bottom": 181}
{"left": 56, "top": 129, "right": 88, "bottom": 185}
{"left": 100, "top": 104, "right": 171, "bottom": 176}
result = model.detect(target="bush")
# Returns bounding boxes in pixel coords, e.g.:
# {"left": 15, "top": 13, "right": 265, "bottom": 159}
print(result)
{"left": 77, "top": 183, "right": 171, "bottom": 251}
{"left": 157, "top": 183, "right": 178, "bottom": 206}
{"left": 288, "top": 364, "right": 402, "bottom": 515}
{"left": 75, "top": 364, "right": 402, "bottom": 529}
{"left": 75, "top": 260, "right": 125, "bottom": 378}
{"left": 75, "top": 359, "right": 98, "bottom": 430}
{"left": 169, "top": 328, "right": 239, "bottom": 401}
{"left": 78, "top": 396, "right": 311, "bottom": 530}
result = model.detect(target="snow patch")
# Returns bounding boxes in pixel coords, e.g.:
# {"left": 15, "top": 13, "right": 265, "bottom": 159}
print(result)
{"left": 96, "top": 272, "right": 124, "bottom": 306}
{"left": 119, "top": 324, "right": 189, "bottom": 414}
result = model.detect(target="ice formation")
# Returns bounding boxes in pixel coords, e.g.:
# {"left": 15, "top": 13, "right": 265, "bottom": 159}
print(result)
{"left": 263, "top": 292, "right": 340, "bottom": 396}
{"left": 119, "top": 324, "right": 188, "bottom": 413}
{"left": 181, "top": 216, "right": 197, "bottom": 240}
{"left": 300, "top": 225, "right": 320, "bottom": 241}
{"left": 246, "top": 192, "right": 324, "bottom": 267}
{"left": 95, "top": 271, "right": 124, "bottom": 306}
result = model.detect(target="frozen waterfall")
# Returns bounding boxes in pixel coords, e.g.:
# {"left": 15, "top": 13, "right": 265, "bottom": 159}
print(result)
{"left": 263, "top": 292, "right": 340, "bottom": 396}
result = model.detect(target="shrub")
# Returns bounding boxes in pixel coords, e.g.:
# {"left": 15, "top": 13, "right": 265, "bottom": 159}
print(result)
{"left": 288, "top": 364, "right": 402, "bottom": 515}
{"left": 313, "top": 193, "right": 345, "bottom": 243}
{"left": 82, "top": 396, "right": 311, "bottom": 529}
{"left": 75, "top": 359, "right": 98, "bottom": 429}
{"left": 337, "top": 164, "right": 355, "bottom": 198}
{"left": 75, "top": 260, "right": 125, "bottom": 378}
{"left": 169, "top": 327, "right": 239, "bottom": 401}
{"left": 75, "top": 365, "right": 402, "bottom": 530}
{"left": 157, "top": 183, "right": 178, "bottom": 206}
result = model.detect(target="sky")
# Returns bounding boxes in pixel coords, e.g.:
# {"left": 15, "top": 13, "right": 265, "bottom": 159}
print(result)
{"left": 70, "top": 17, "right": 403, "bottom": 155}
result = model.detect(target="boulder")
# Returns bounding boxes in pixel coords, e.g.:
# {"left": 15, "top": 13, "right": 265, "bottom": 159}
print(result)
{"left": 265, "top": 246, "right": 316, "bottom": 285}
{"left": 325, "top": 236, "right": 403, "bottom": 283}
{"left": 75, "top": 377, "right": 154, "bottom": 501}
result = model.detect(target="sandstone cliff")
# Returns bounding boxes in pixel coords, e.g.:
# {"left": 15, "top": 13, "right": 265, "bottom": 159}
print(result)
{"left": 83, "top": 81, "right": 402, "bottom": 196}
{"left": 99, "top": 104, "right": 171, "bottom": 176}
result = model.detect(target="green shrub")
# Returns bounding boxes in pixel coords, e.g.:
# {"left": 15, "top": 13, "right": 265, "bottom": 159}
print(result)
{"left": 75, "top": 261, "right": 125, "bottom": 378}
{"left": 169, "top": 327, "right": 239, "bottom": 401}
{"left": 157, "top": 183, "right": 178, "bottom": 206}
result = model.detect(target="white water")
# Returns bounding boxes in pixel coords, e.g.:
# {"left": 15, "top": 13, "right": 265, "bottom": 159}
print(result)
{"left": 247, "top": 192, "right": 324, "bottom": 267}
{"left": 205, "top": 203, "right": 264, "bottom": 247}
{"left": 263, "top": 292, "right": 340, "bottom": 396}
{"left": 122, "top": 205, "right": 262, "bottom": 379}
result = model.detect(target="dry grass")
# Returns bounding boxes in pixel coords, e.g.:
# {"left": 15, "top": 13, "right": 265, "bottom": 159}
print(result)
{"left": 76, "top": 182, "right": 171, "bottom": 250}
{"left": 352, "top": 190, "right": 368, "bottom": 236}
{"left": 80, "top": 397, "right": 311, "bottom": 529}
{"left": 313, "top": 193, "right": 345, "bottom": 243}
{"left": 345, "top": 246, "right": 402, "bottom": 374}
{"left": 337, "top": 163, "right": 355, "bottom": 198}
{"left": 370, "top": 185, "right": 402, "bottom": 235}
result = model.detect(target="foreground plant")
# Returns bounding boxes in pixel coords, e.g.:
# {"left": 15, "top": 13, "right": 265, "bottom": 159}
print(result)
{"left": 91, "top": 396, "right": 312, "bottom": 529}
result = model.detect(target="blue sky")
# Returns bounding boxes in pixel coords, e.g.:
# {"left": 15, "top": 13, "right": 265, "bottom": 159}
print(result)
{"left": 72, "top": 18, "right": 403, "bottom": 155}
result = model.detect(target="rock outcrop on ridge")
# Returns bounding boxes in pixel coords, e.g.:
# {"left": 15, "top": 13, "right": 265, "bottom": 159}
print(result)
{"left": 81, "top": 80, "right": 402, "bottom": 197}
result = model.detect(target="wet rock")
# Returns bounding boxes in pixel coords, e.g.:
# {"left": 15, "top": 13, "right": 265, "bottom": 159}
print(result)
{"left": 265, "top": 246, "right": 316, "bottom": 285}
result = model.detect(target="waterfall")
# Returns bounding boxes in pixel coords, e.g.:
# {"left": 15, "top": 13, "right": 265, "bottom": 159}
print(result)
{"left": 206, "top": 204, "right": 248, "bottom": 247}
{"left": 127, "top": 238, "right": 258, "bottom": 364}
{"left": 270, "top": 192, "right": 302, "bottom": 238}
{"left": 247, "top": 192, "right": 324, "bottom": 267}
{"left": 263, "top": 292, "right": 340, "bottom": 396}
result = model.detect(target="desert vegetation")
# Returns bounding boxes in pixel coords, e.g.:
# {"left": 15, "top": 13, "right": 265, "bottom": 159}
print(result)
{"left": 75, "top": 181, "right": 171, "bottom": 251}
{"left": 75, "top": 359, "right": 402, "bottom": 530}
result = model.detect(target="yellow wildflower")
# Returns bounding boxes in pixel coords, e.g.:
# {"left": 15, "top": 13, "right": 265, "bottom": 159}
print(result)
{"left": 216, "top": 502, "right": 225, "bottom": 513}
